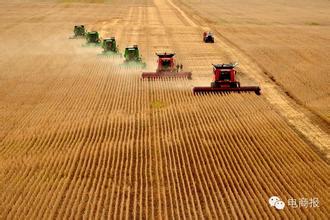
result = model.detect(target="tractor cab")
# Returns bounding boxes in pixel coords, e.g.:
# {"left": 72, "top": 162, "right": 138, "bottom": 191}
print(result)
{"left": 160, "top": 59, "right": 171, "bottom": 70}
{"left": 86, "top": 31, "right": 100, "bottom": 43}
{"left": 124, "top": 45, "right": 140, "bottom": 61}
{"left": 156, "top": 53, "right": 175, "bottom": 72}
{"left": 122, "top": 45, "right": 146, "bottom": 67}
{"left": 203, "top": 31, "right": 214, "bottom": 43}
{"left": 102, "top": 37, "right": 118, "bottom": 52}
{"left": 74, "top": 25, "right": 85, "bottom": 37}
{"left": 212, "top": 63, "right": 239, "bottom": 88}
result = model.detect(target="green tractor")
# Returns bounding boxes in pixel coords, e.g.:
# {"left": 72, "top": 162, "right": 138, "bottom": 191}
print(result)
{"left": 101, "top": 37, "right": 120, "bottom": 55}
{"left": 85, "top": 31, "right": 101, "bottom": 46}
{"left": 74, "top": 25, "right": 86, "bottom": 37}
{"left": 123, "top": 45, "right": 146, "bottom": 68}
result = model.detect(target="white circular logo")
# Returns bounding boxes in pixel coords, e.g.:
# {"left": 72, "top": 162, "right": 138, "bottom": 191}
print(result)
{"left": 275, "top": 200, "right": 285, "bottom": 210}
{"left": 269, "top": 196, "right": 281, "bottom": 207}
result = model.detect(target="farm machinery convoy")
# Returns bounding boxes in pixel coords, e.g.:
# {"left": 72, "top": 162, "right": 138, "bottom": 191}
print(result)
{"left": 71, "top": 25, "right": 260, "bottom": 94}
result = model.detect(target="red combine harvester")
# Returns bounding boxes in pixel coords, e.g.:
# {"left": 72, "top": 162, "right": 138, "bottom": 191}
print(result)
{"left": 141, "top": 53, "right": 192, "bottom": 79}
{"left": 193, "top": 63, "right": 261, "bottom": 95}
{"left": 203, "top": 32, "right": 214, "bottom": 43}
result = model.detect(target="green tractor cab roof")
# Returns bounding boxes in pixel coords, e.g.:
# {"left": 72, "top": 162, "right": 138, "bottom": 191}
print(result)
{"left": 124, "top": 45, "right": 141, "bottom": 60}
{"left": 103, "top": 38, "right": 115, "bottom": 42}
{"left": 126, "top": 45, "right": 138, "bottom": 50}
{"left": 88, "top": 31, "right": 98, "bottom": 34}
